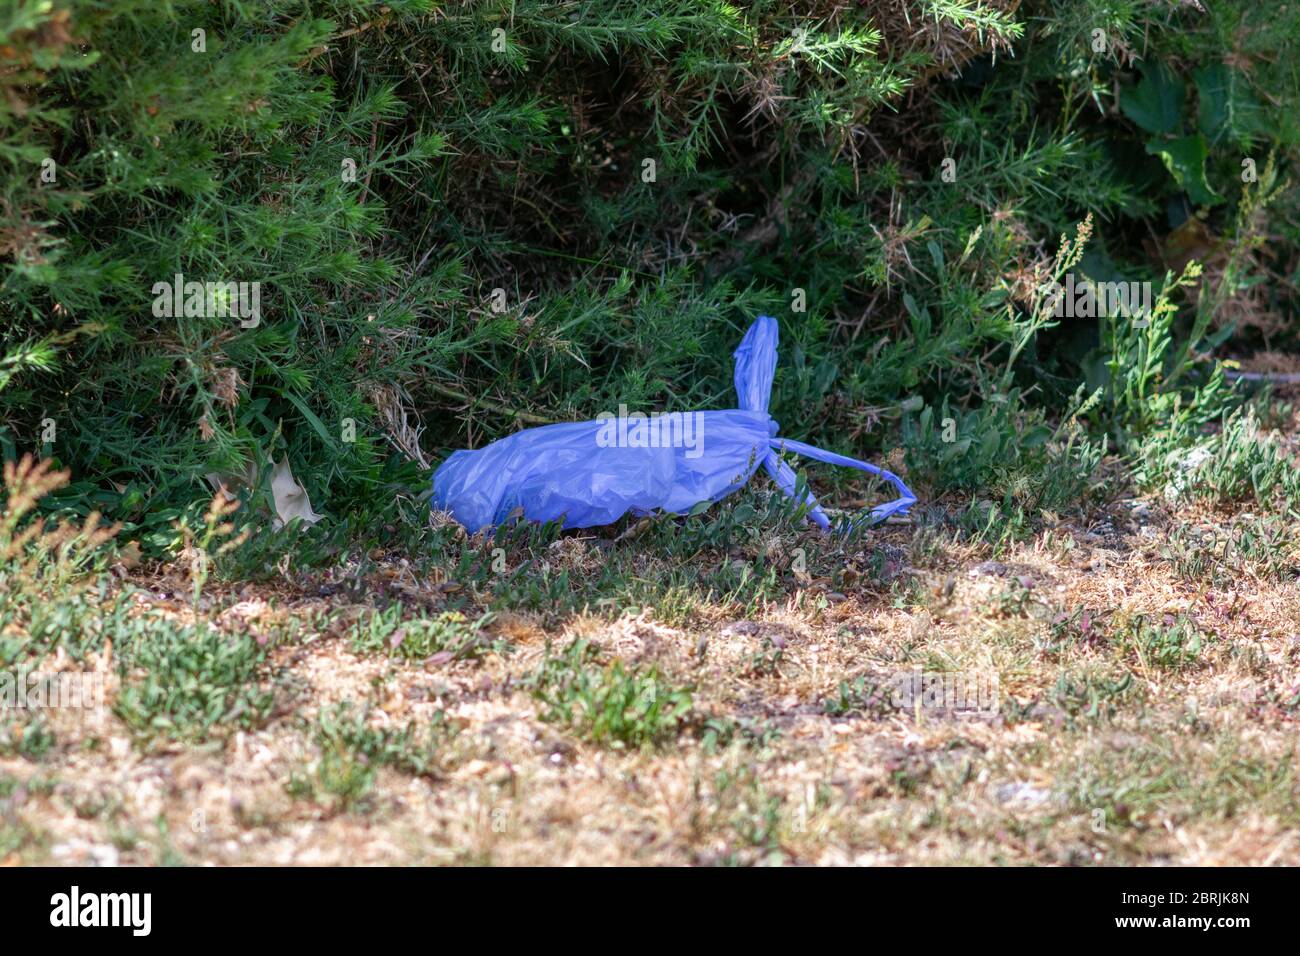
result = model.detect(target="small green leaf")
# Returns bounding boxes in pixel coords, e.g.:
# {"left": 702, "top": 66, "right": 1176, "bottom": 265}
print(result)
{"left": 903, "top": 293, "right": 930, "bottom": 342}
{"left": 281, "top": 391, "right": 341, "bottom": 451}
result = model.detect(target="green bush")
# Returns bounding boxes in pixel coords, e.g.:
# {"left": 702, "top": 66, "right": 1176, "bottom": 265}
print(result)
{"left": 2, "top": 1, "right": 1297, "bottom": 532}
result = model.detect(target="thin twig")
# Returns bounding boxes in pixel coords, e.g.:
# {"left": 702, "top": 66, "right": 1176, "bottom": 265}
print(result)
{"left": 428, "top": 381, "right": 553, "bottom": 425}
{"left": 1226, "top": 370, "right": 1300, "bottom": 384}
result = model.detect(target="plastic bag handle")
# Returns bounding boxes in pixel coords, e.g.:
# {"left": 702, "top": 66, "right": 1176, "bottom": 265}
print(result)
{"left": 764, "top": 436, "right": 917, "bottom": 532}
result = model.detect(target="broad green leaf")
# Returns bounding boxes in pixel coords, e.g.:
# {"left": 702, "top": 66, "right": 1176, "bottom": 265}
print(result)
{"left": 1021, "top": 425, "right": 1052, "bottom": 448}
{"left": 1194, "top": 63, "right": 1265, "bottom": 146}
{"left": 1146, "top": 134, "right": 1222, "bottom": 206}
{"left": 1194, "top": 63, "right": 1232, "bottom": 143}
{"left": 1120, "top": 63, "right": 1184, "bottom": 135}
{"left": 942, "top": 437, "right": 972, "bottom": 460}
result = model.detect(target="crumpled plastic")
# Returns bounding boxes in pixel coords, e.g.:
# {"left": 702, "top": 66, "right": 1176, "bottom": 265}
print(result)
{"left": 431, "top": 315, "right": 917, "bottom": 533}
{"left": 206, "top": 456, "right": 323, "bottom": 529}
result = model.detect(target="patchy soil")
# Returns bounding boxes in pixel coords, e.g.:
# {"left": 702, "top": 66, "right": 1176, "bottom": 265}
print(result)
{"left": 3, "top": 490, "right": 1299, "bottom": 867}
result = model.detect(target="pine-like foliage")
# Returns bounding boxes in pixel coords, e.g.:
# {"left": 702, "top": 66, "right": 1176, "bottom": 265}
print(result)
{"left": 1, "top": 1, "right": 1297, "bottom": 534}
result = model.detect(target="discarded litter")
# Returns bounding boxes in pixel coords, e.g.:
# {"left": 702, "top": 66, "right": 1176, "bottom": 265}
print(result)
{"left": 432, "top": 315, "right": 916, "bottom": 533}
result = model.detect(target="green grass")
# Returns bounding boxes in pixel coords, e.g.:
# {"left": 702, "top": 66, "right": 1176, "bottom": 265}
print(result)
{"left": 529, "top": 638, "right": 693, "bottom": 749}
{"left": 314, "top": 702, "right": 451, "bottom": 779}
{"left": 292, "top": 703, "right": 454, "bottom": 813}
{"left": 1051, "top": 669, "right": 1142, "bottom": 725}
{"left": 112, "top": 618, "right": 277, "bottom": 741}
{"left": 1162, "top": 514, "right": 1300, "bottom": 586}
{"left": 1140, "top": 407, "right": 1300, "bottom": 509}
{"left": 1114, "top": 615, "right": 1209, "bottom": 672}
{"left": 350, "top": 607, "right": 499, "bottom": 663}
{"left": 822, "top": 675, "right": 897, "bottom": 719}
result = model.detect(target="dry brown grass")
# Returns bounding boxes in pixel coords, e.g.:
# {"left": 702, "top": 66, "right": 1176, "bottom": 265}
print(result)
{"left": 2, "top": 486, "right": 1298, "bottom": 867}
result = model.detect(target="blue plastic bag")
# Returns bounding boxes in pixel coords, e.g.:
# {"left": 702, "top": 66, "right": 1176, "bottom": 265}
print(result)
{"left": 431, "top": 315, "right": 916, "bottom": 533}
